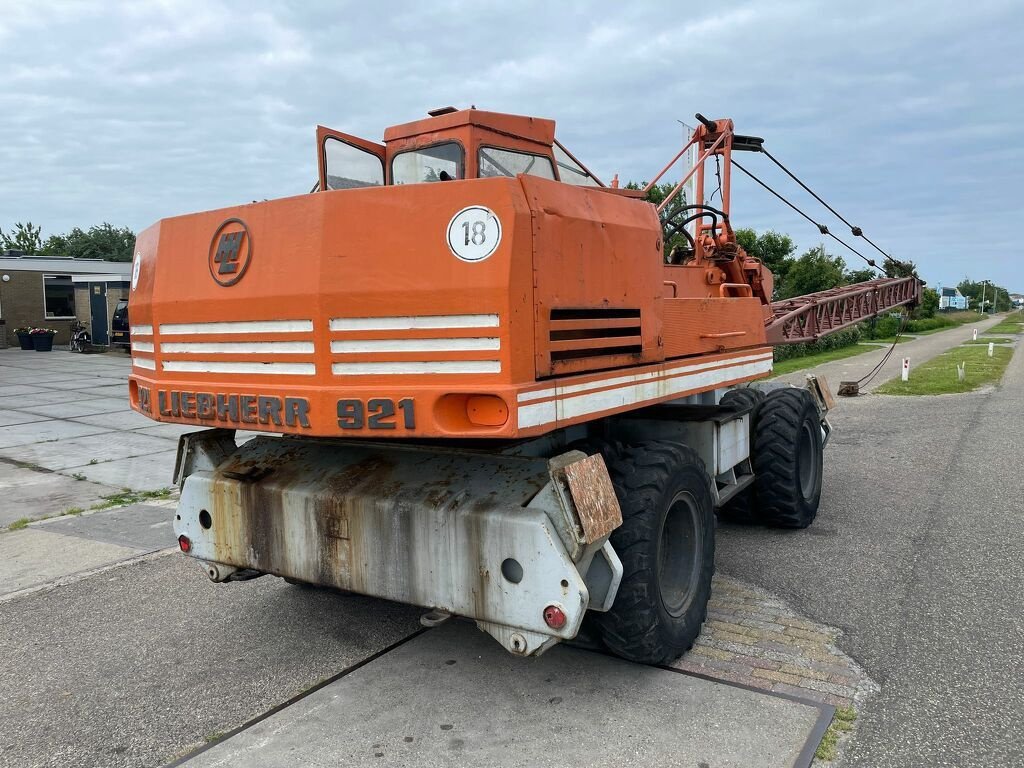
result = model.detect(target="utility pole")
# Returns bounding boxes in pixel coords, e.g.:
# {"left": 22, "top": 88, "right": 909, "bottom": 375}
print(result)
{"left": 980, "top": 280, "right": 987, "bottom": 314}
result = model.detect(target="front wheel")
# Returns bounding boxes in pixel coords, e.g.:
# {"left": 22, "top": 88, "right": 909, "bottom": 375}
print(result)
{"left": 751, "top": 387, "right": 823, "bottom": 528}
{"left": 597, "top": 441, "right": 715, "bottom": 665}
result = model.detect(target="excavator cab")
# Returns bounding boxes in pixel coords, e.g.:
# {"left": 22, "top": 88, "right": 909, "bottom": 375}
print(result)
{"left": 316, "top": 107, "right": 603, "bottom": 190}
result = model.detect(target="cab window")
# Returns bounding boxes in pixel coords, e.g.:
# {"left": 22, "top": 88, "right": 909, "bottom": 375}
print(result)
{"left": 323, "top": 137, "right": 384, "bottom": 190}
{"left": 478, "top": 147, "right": 555, "bottom": 180}
{"left": 392, "top": 142, "right": 463, "bottom": 184}
{"left": 553, "top": 142, "right": 601, "bottom": 187}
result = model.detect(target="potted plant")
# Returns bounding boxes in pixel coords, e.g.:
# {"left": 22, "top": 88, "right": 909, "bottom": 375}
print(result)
{"left": 14, "top": 327, "right": 34, "bottom": 350}
{"left": 29, "top": 327, "right": 57, "bottom": 352}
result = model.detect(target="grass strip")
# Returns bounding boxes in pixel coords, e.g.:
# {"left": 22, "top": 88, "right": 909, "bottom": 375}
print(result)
{"left": 859, "top": 337, "right": 910, "bottom": 345}
{"left": 962, "top": 337, "right": 1012, "bottom": 345}
{"left": 90, "top": 487, "right": 173, "bottom": 511}
{"left": 815, "top": 706, "right": 858, "bottom": 761}
{"left": 984, "top": 313, "right": 1024, "bottom": 335}
{"left": 770, "top": 343, "right": 877, "bottom": 377}
{"left": 875, "top": 344, "right": 1014, "bottom": 395}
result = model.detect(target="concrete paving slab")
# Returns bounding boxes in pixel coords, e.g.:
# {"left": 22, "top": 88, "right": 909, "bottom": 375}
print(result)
{"left": 0, "top": 555, "right": 421, "bottom": 768}
{"left": 134, "top": 423, "right": 198, "bottom": 440}
{"left": 32, "top": 376, "right": 129, "bottom": 391}
{"left": 16, "top": 397, "right": 133, "bottom": 418}
{"left": 0, "top": 462, "right": 118, "bottom": 527}
{"left": 0, "top": 367, "right": 74, "bottom": 378}
{"left": 0, "top": 528, "right": 141, "bottom": 595}
{"left": 40, "top": 504, "right": 175, "bottom": 551}
{"left": 0, "top": 409, "right": 51, "bottom": 427}
{"left": 0, "top": 390, "right": 93, "bottom": 408}
{"left": 71, "top": 409, "right": 159, "bottom": 431}
{"left": 0, "top": 383, "right": 45, "bottom": 396}
{"left": 181, "top": 621, "right": 828, "bottom": 768}
{"left": 82, "top": 384, "right": 130, "bottom": 398}
{"left": 1, "top": 430, "right": 171, "bottom": 470}
{"left": 0, "top": 418, "right": 113, "bottom": 449}
{"left": 61, "top": 450, "right": 178, "bottom": 490}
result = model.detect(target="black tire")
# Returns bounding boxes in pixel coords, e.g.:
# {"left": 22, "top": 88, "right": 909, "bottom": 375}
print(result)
{"left": 719, "top": 387, "right": 764, "bottom": 414}
{"left": 598, "top": 442, "right": 715, "bottom": 664}
{"left": 751, "top": 388, "right": 823, "bottom": 528}
{"left": 715, "top": 389, "right": 765, "bottom": 524}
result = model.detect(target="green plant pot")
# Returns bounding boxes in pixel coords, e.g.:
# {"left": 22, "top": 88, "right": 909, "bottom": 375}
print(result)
{"left": 31, "top": 334, "right": 55, "bottom": 352}
{"left": 17, "top": 333, "right": 34, "bottom": 350}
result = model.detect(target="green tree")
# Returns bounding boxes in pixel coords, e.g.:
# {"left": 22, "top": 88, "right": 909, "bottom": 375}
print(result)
{"left": 884, "top": 258, "right": 918, "bottom": 278}
{"left": 914, "top": 287, "right": 939, "bottom": 319}
{"left": 844, "top": 267, "right": 877, "bottom": 284}
{"left": 0, "top": 221, "right": 43, "bottom": 254}
{"left": 734, "top": 228, "right": 798, "bottom": 297}
{"left": 39, "top": 223, "right": 136, "bottom": 261}
{"left": 958, "top": 278, "right": 1012, "bottom": 313}
{"left": 778, "top": 245, "right": 846, "bottom": 299}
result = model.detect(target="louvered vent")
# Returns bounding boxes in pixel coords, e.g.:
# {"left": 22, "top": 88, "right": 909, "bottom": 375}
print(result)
{"left": 548, "top": 308, "right": 642, "bottom": 362}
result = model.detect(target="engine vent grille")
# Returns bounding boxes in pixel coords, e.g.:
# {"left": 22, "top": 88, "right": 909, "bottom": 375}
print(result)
{"left": 548, "top": 308, "right": 642, "bottom": 362}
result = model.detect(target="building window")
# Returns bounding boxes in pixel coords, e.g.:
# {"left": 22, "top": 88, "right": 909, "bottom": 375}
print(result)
{"left": 43, "top": 274, "right": 75, "bottom": 318}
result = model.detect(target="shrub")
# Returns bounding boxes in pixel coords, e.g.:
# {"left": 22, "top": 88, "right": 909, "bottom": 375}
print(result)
{"left": 773, "top": 326, "right": 862, "bottom": 363}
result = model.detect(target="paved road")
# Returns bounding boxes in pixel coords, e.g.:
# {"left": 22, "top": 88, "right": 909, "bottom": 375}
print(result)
{"left": 0, "top": 556, "right": 420, "bottom": 768}
{"left": 1, "top": 323, "right": 1018, "bottom": 766}
{"left": 718, "top": 331, "right": 1024, "bottom": 765}
{"left": 775, "top": 314, "right": 1005, "bottom": 392}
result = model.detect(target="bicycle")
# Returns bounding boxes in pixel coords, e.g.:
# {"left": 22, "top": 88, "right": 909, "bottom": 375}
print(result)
{"left": 69, "top": 320, "right": 92, "bottom": 353}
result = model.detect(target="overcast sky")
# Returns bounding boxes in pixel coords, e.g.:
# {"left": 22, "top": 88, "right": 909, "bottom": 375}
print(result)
{"left": 2, "top": 0, "right": 1022, "bottom": 290}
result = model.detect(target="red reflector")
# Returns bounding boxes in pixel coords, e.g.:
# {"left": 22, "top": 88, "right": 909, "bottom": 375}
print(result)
{"left": 543, "top": 604, "right": 567, "bottom": 630}
{"left": 178, "top": 535, "right": 192, "bottom": 553}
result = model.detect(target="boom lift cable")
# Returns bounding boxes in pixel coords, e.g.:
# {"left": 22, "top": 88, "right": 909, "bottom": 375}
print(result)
{"left": 758, "top": 147, "right": 899, "bottom": 270}
{"left": 728, "top": 151, "right": 912, "bottom": 384}
{"left": 855, "top": 312, "right": 909, "bottom": 387}
{"left": 730, "top": 158, "right": 884, "bottom": 274}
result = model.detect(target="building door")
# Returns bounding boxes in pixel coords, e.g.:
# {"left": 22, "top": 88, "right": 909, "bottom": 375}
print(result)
{"left": 89, "top": 282, "right": 108, "bottom": 345}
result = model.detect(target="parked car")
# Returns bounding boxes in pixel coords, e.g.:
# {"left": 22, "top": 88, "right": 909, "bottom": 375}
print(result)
{"left": 111, "top": 300, "right": 130, "bottom": 350}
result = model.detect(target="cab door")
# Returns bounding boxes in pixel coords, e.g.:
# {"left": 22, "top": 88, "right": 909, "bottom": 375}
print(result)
{"left": 316, "top": 126, "right": 387, "bottom": 191}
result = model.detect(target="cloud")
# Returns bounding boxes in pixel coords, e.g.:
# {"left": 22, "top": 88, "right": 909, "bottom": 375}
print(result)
{"left": 0, "top": 0, "right": 1022, "bottom": 288}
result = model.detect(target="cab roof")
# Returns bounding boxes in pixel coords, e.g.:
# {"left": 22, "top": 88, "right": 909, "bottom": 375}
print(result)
{"left": 383, "top": 108, "right": 556, "bottom": 148}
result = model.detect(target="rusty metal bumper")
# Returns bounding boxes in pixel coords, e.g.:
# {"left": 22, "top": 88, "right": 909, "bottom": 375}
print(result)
{"left": 172, "top": 430, "right": 623, "bottom": 657}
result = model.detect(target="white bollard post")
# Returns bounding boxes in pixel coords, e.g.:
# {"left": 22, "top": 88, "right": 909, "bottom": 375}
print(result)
{"left": 973, "top": 328, "right": 978, "bottom": 341}
{"left": 989, "top": 342, "right": 994, "bottom": 357}
{"left": 902, "top": 357, "right": 910, "bottom": 381}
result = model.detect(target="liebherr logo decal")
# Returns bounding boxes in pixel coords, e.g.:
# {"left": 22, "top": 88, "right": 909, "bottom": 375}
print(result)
{"left": 137, "top": 386, "right": 310, "bottom": 428}
{"left": 208, "top": 218, "right": 252, "bottom": 286}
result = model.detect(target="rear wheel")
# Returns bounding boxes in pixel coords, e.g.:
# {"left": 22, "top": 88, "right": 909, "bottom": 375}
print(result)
{"left": 751, "top": 388, "right": 823, "bottom": 528}
{"left": 598, "top": 442, "right": 715, "bottom": 664}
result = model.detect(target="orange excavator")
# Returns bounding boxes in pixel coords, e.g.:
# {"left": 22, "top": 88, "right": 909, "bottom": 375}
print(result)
{"left": 128, "top": 108, "right": 919, "bottom": 663}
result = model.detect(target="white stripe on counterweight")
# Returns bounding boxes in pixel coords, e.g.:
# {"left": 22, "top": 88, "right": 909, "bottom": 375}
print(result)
{"left": 329, "top": 314, "right": 499, "bottom": 331}
{"left": 162, "top": 361, "right": 316, "bottom": 375}
{"left": 159, "top": 320, "right": 313, "bottom": 335}
{"left": 132, "top": 357, "right": 156, "bottom": 370}
{"left": 517, "top": 352, "right": 774, "bottom": 403}
{"left": 131, "top": 341, "right": 154, "bottom": 353}
{"left": 330, "top": 337, "right": 499, "bottom": 353}
{"left": 132, "top": 324, "right": 154, "bottom": 336}
{"left": 517, "top": 357, "right": 774, "bottom": 429}
{"left": 332, "top": 360, "right": 501, "bottom": 375}
{"left": 161, "top": 341, "right": 314, "bottom": 354}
